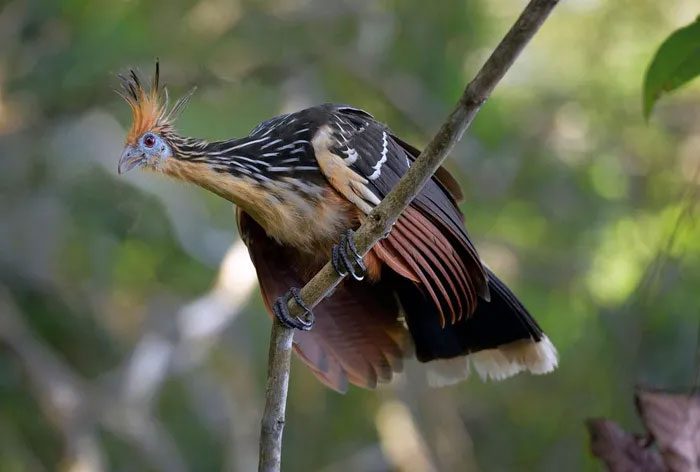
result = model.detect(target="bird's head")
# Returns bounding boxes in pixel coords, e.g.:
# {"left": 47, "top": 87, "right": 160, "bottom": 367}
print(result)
{"left": 117, "top": 62, "right": 195, "bottom": 174}
{"left": 115, "top": 62, "right": 307, "bottom": 221}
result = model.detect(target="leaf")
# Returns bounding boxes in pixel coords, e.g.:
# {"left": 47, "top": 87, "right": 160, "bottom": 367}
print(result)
{"left": 586, "top": 418, "right": 665, "bottom": 472}
{"left": 643, "top": 17, "right": 700, "bottom": 120}
{"left": 636, "top": 389, "right": 700, "bottom": 472}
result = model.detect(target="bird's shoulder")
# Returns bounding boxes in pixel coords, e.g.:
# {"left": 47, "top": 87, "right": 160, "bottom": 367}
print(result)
{"left": 247, "top": 103, "right": 383, "bottom": 141}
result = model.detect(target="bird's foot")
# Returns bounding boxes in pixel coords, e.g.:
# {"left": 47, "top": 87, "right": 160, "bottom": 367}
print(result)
{"left": 273, "top": 287, "right": 315, "bottom": 331}
{"left": 331, "top": 229, "right": 366, "bottom": 281}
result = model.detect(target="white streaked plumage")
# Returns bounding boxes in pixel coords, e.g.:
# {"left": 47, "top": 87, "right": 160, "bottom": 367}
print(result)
{"left": 343, "top": 148, "right": 359, "bottom": 165}
{"left": 368, "top": 131, "right": 389, "bottom": 180}
{"left": 260, "top": 138, "right": 283, "bottom": 149}
{"left": 266, "top": 165, "right": 318, "bottom": 172}
{"left": 213, "top": 137, "right": 270, "bottom": 154}
{"left": 229, "top": 155, "right": 269, "bottom": 167}
{"left": 334, "top": 121, "right": 348, "bottom": 135}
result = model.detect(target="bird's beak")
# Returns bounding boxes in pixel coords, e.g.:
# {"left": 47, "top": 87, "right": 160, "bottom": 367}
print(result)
{"left": 118, "top": 146, "right": 144, "bottom": 174}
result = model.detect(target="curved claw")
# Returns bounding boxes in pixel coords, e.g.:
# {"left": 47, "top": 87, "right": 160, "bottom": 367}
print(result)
{"left": 331, "top": 229, "right": 366, "bottom": 281}
{"left": 272, "top": 287, "right": 314, "bottom": 331}
{"left": 343, "top": 229, "right": 366, "bottom": 280}
{"left": 343, "top": 229, "right": 362, "bottom": 259}
{"left": 331, "top": 244, "right": 348, "bottom": 277}
{"left": 338, "top": 241, "right": 359, "bottom": 280}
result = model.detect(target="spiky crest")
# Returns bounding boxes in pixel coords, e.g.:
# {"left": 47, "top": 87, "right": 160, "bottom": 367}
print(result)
{"left": 117, "top": 61, "right": 196, "bottom": 144}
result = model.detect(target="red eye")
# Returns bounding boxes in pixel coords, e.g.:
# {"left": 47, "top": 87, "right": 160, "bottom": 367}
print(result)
{"left": 143, "top": 134, "right": 156, "bottom": 148}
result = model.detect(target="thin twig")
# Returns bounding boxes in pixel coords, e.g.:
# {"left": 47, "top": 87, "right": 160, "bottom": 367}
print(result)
{"left": 258, "top": 1, "right": 561, "bottom": 470}
{"left": 258, "top": 322, "right": 295, "bottom": 471}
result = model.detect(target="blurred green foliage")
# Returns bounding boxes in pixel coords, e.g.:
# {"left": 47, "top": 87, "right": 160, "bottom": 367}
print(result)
{"left": 1, "top": 0, "right": 700, "bottom": 470}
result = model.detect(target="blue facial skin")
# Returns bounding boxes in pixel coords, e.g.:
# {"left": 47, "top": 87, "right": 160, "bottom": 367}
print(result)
{"left": 118, "top": 132, "right": 172, "bottom": 174}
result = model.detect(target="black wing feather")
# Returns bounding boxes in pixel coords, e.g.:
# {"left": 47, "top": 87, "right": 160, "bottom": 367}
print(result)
{"left": 324, "top": 106, "right": 490, "bottom": 313}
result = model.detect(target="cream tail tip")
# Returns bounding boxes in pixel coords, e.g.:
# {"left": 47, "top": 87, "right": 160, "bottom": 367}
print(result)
{"left": 426, "top": 336, "right": 558, "bottom": 387}
{"left": 426, "top": 357, "right": 471, "bottom": 387}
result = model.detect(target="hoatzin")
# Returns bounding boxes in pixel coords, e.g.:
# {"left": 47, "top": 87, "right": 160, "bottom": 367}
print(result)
{"left": 117, "top": 64, "right": 557, "bottom": 392}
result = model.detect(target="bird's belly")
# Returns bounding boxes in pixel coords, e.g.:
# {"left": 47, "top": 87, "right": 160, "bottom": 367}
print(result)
{"left": 253, "top": 185, "right": 360, "bottom": 258}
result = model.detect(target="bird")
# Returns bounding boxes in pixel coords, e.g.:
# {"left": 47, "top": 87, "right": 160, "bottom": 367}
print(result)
{"left": 117, "top": 63, "right": 558, "bottom": 392}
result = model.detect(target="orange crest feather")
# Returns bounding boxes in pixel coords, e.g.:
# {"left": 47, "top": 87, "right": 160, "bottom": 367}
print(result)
{"left": 118, "top": 61, "right": 195, "bottom": 144}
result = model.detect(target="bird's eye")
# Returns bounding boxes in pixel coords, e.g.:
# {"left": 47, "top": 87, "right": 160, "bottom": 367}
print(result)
{"left": 143, "top": 134, "right": 156, "bottom": 148}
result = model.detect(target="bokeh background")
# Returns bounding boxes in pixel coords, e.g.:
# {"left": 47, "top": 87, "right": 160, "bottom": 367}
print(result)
{"left": 1, "top": 0, "right": 699, "bottom": 470}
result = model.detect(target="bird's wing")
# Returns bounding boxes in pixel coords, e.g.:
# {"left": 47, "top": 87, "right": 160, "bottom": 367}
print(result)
{"left": 312, "top": 106, "right": 489, "bottom": 326}
{"left": 237, "top": 210, "right": 409, "bottom": 392}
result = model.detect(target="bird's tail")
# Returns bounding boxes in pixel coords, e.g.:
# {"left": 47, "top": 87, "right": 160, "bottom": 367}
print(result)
{"left": 392, "top": 267, "right": 558, "bottom": 386}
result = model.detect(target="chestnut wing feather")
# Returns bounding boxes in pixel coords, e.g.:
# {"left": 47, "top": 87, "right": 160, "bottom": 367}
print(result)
{"left": 237, "top": 210, "right": 408, "bottom": 392}
{"left": 316, "top": 107, "right": 489, "bottom": 324}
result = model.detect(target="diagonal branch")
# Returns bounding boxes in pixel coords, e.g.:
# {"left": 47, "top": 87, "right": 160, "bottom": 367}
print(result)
{"left": 258, "top": 0, "right": 561, "bottom": 470}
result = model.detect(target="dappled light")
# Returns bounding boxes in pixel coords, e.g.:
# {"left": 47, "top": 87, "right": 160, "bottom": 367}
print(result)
{"left": 1, "top": 0, "right": 699, "bottom": 470}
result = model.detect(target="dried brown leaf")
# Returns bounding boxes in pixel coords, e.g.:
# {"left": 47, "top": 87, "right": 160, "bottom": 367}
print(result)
{"left": 636, "top": 389, "right": 700, "bottom": 472}
{"left": 587, "top": 418, "right": 665, "bottom": 472}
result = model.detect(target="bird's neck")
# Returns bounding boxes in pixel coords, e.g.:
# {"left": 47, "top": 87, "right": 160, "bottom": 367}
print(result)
{"left": 167, "top": 133, "right": 275, "bottom": 174}
{"left": 168, "top": 135, "right": 213, "bottom": 159}
{"left": 159, "top": 132, "right": 277, "bottom": 222}
{"left": 159, "top": 131, "right": 352, "bottom": 251}
{"left": 168, "top": 134, "right": 242, "bottom": 161}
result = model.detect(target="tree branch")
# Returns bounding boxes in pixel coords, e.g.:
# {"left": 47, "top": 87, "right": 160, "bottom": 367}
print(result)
{"left": 258, "top": 322, "right": 294, "bottom": 471}
{"left": 258, "top": 0, "right": 560, "bottom": 470}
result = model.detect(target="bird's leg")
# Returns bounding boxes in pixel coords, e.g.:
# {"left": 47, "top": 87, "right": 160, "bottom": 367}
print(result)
{"left": 331, "top": 229, "right": 366, "bottom": 281}
{"left": 272, "top": 287, "right": 315, "bottom": 331}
